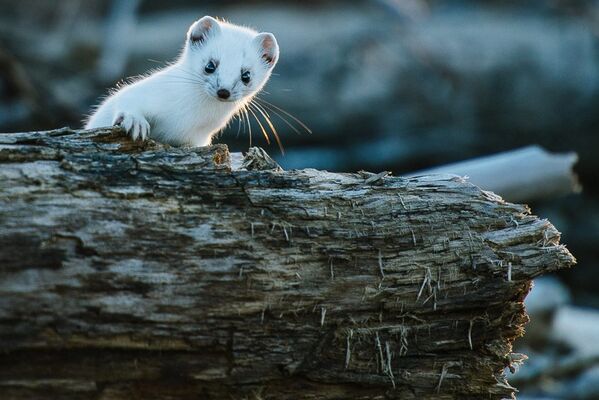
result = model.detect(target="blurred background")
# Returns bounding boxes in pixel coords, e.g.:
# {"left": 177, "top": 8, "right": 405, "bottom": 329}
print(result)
{"left": 0, "top": 0, "right": 598, "bottom": 398}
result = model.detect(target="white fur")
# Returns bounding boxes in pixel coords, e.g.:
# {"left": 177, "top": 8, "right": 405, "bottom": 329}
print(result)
{"left": 85, "top": 16, "right": 279, "bottom": 147}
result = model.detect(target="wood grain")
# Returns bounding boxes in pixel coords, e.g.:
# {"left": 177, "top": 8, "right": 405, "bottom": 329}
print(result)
{"left": 0, "top": 127, "right": 575, "bottom": 399}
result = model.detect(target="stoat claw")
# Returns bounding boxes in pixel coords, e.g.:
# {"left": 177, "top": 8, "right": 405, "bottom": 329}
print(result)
{"left": 113, "top": 112, "right": 151, "bottom": 141}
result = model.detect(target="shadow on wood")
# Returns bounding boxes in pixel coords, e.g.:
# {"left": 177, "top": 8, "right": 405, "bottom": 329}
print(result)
{"left": 0, "top": 127, "right": 575, "bottom": 399}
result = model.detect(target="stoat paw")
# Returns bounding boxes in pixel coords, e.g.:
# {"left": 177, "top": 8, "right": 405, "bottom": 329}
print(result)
{"left": 113, "top": 111, "right": 151, "bottom": 141}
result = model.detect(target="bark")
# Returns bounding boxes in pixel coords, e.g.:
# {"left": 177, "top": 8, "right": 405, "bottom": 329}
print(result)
{"left": 0, "top": 127, "right": 575, "bottom": 400}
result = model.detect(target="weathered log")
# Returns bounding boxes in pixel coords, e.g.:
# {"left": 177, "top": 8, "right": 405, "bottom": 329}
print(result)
{"left": 409, "top": 146, "right": 580, "bottom": 203}
{"left": 0, "top": 127, "right": 575, "bottom": 399}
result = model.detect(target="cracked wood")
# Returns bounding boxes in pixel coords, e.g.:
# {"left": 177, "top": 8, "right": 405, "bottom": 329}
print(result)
{"left": 0, "top": 127, "right": 575, "bottom": 399}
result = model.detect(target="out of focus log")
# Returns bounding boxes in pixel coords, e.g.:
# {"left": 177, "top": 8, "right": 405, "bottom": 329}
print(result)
{"left": 410, "top": 146, "right": 580, "bottom": 203}
{"left": 0, "top": 127, "right": 575, "bottom": 399}
{"left": 97, "top": 0, "right": 141, "bottom": 82}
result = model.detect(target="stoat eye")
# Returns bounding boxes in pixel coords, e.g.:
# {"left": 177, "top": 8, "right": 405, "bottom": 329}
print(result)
{"left": 241, "top": 70, "right": 251, "bottom": 85}
{"left": 205, "top": 61, "right": 217, "bottom": 74}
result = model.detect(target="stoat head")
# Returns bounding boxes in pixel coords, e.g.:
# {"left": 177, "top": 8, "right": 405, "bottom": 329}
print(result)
{"left": 182, "top": 16, "right": 279, "bottom": 103}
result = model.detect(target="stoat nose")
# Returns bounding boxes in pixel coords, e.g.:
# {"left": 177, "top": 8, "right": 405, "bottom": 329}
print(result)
{"left": 217, "top": 89, "right": 231, "bottom": 100}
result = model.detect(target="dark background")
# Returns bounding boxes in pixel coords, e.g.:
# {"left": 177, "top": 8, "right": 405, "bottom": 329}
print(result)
{"left": 1, "top": 1, "right": 598, "bottom": 398}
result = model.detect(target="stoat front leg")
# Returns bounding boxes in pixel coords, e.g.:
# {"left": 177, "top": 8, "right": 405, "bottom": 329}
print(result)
{"left": 113, "top": 110, "right": 151, "bottom": 141}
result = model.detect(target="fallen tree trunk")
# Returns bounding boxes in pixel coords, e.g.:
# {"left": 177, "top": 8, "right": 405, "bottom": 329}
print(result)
{"left": 0, "top": 127, "right": 575, "bottom": 399}
{"left": 409, "top": 146, "right": 580, "bottom": 203}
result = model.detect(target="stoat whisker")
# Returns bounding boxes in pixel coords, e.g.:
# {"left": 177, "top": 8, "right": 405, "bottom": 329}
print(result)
{"left": 248, "top": 101, "right": 285, "bottom": 154}
{"left": 246, "top": 104, "right": 271, "bottom": 145}
{"left": 250, "top": 101, "right": 273, "bottom": 126}
{"left": 236, "top": 103, "right": 250, "bottom": 139}
{"left": 235, "top": 110, "right": 244, "bottom": 138}
{"left": 255, "top": 97, "right": 312, "bottom": 134}
{"left": 252, "top": 100, "right": 302, "bottom": 136}
{"left": 242, "top": 105, "right": 253, "bottom": 148}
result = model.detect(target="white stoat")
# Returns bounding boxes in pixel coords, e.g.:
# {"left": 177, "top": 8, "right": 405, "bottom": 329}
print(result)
{"left": 85, "top": 16, "right": 279, "bottom": 147}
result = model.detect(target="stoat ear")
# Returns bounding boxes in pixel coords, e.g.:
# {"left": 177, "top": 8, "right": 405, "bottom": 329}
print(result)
{"left": 254, "top": 33, "right": 279, "bottom": 67}
{"left": 188, "top": 16, "right": 221, "bottom": 45}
